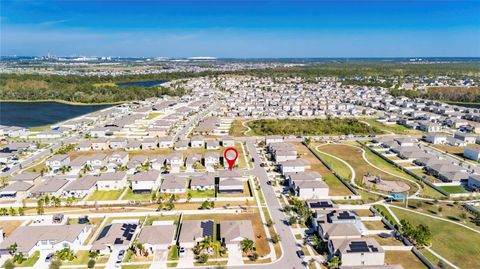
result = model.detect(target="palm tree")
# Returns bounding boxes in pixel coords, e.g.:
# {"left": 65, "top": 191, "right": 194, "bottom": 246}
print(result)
{"left": 328, "top": 256, "right": 340, "bottom": 269}
{"left": 88, "top": 251, "right": 99, "bottom": 260}
{"left": 240, "top": 238, "right": 255, "bottom": 255}
{"left": 7, "top": 243, "right": 17, "bottom": 255}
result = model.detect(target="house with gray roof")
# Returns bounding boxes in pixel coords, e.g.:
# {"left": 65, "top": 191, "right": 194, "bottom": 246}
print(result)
{"left": 46, "top": 154, "right": 70, "bottom": 173}
{"left": 96, "top": 172, "right": 127, "bottom": 191}
{"left": 190, "top": 174, "right": 215, "bottom": 191}
{"left": 0, "top": 224, "right": 91, "bottom": 257}
{"left": 131, "top": 170, "right": 161, "bottom": 193}
{"left": 62, "top": 175, "right": 98, "bottom": 198}
{"left": 220, "top": 220, "right": 254, "bottom": 246}
{"left": 30, "top": 177, "right": 69, "bottom": 197}
{"left": 179, "top": 220, "right": 214, "bottom": 248}
{"left": 91, "top": 221, "right": 138, "bottom": 254}
{"left": 9, "top": 172, "right": 42, "bottom": 184}
{"left": 160, "top": 175, "right": 187, "bottom": 193}
{"left": 334, "top": 238, "right": 385, "bottom": 267}
{"left": 136, "top": 224, "right": 176, "bottom": 252}
{"left": 0, "top": 181, "right": 33, "bottom": 198}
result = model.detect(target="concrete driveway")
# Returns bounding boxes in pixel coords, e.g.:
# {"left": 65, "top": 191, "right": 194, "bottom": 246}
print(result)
{"left": 226, "top": 244, "right": 244, "bottom": 266}
{"left": 149, "top": 249, "right": 167, "bottom": 269}
{"left": 177, "top": 248, "right": 194, "bottom": 268}
{"left": 105, "top": 248, "right": 121, "bottom": 269}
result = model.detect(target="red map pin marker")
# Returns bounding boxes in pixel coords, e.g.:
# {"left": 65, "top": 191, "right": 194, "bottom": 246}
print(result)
{"left": 223, "top": 147, "right": 238, "bottom": 170}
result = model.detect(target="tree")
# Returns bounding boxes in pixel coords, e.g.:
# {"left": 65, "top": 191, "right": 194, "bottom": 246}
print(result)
{"left": 8, "top": 244, "right": 18, "bottom": 255}
{"left": 49, "top": 259, "right": 62, "bottom": 269}
{"left": 12, "top": 253, "right": 25, "bottom": 264}
{"left": 240, "top": 238, "right": 255, "bottom": 255}
{"left": 415, "top": 224, "right": 432, "bottom": 247}
{"left": 271, "top": 234, "right": 281, "bottom": 244}
{"left": 8, "top": 207, "right": 16, "bottom": 216}
{"left": 328, "top": 256, "right": 340, "bottom": 269}
{"left": 55, "top": 248, "right": 76, "bottom": 261}
{"left": 18, "top": 207, "right": 24, "bottom": 216}
{"left": 37, "top": 199, "right": 45, "bottom": 215}
{"left": 0, "top": 208, "right": 8, "bottom": 215}
{"left": 88, "top": 251, "right": 99, "bottom": 260}
{"left": 186, "top": 192, "right": 192, "bottom": 203}
{"left": 250, "top": 251, "right": 259, "bottom": 261}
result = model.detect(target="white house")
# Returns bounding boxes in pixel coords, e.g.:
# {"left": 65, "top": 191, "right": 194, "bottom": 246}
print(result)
{"left": 96, "top": 172, "right": 127, "bottom": 191}
{"left": 160, "top": 175, "right": 187, "bottom": 193}
{"left": 62, "top": 175, "right": 97, "bottom": 198}
{"left": 131, "top": 170, "right": 161, "bottom": 193}
{"left": 190, "top": 136, "right": 205, "bottom": 148}
{"left": 136, "top": 223, "right": 176, "bottom": 253}
{"left": 279, "top": 159, "right": 310, "bottom": 175}
{"left": 0, "top": 224, "right": 92, "bottom": 257}
{"left": 425, "top": 133, "right": 448, "bottom": 145}
{"left": 190, "top": 174, "right": 215, "bottom": 191}
{"left": 464, "top": 146, "right": 480, "bottom": 162}
{"left": 46, "top": 154, "right": 70, "bottom": 173}
{"left": 179, "top": 220, "right": 214, "bottom": 248}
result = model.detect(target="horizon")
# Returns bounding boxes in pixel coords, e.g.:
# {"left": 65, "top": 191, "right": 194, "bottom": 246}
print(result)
{"left": 1, "top": 0, "right": 480, "bottom": 58}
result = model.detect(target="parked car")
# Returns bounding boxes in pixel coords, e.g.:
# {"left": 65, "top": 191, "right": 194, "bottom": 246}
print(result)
{"left": 118, "top": 250, "right": 125, "bottom": 259}
{"left": 115, "top": 260, "right": 122, "bottom": 268}
{"left": 179, "top": 247, "right": 186, "bottom": 257}
{"left": 296, "top": 250, "right": 305, "bottom": 258}
{"left": 260, "top": 163, "right": 266, "bottom": 167}
{"left": 45, "top": 253, "right": 54, "bottom": 262}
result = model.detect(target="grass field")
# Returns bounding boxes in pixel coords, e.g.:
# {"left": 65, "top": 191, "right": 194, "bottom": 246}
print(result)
{"left": 296, "top": 143, "right": 353, "bottom": 196}
{"left": 385, "top": 250, "right": 427, "bottom": 269}
{"left": 439, "top": 185, "right": 467, "bottom": 194}
{"left": 390, "top": 207, "right": 480, "bottom": 269}
{"left": 319, "top": 143, "right": 419, "bottom": 194}
{"left": 187, "top": 189, "right": 215, "bottom": 198}
{"left": 314, "top": 147, "right": 352, "bottom": 180}
{"left": 361, "top": 118, "right": 423, "bottom": 135}
{"left": 64, "top": 250, "right": 109, "bottom": 265}
{"left": 13, "top": 251, "right": 40, "bottom": 267}
{"left": 144, "top": 214, "right": 180, "bottom": 225}
{"left": 87, "top": 189, "right": 124, "bottom": 201}
{"left": 146, "top": 112, "right": 163, "bottom": 120}
{"left": 229, "top": 119, "right": 248, "bottom": 136}
{"left": 246, "top": 118, "right": 383, "bottom": 136}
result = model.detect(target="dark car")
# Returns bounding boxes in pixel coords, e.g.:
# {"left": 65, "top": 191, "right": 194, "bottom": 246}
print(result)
{"left": 45, "top": 253, "right": 54, "bottom": 262}
{"left": 296, "top": 250, "right": 305, "bottom": 258}
{"left": 259, "top": 163, "right": 266, "bottom": 167}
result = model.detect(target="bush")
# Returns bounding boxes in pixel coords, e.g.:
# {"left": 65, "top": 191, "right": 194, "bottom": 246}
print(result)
{"left": 87, "top": 259, "right": 95, "bottom": 268}
{"left": 3, "top": 259, "right": 14, "bottom": 269}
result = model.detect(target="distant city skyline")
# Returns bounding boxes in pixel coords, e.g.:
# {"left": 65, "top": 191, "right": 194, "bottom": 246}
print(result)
{"left": 1, "top": 0, "right": 479, "bottom": 58}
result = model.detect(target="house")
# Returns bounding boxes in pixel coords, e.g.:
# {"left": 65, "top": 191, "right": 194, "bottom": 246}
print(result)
{"left": 167, "top": 153, "right": 184, "bottom": 173}
{"left": 218, "top": 176, "right": 244, "bottom": 193}
{"left": 286, "top": 171, "right": 322, "bottom": 188}
{"left": 88, "top": 153, "right": 108, "bottom": 171}
{"left": 46, "top": 154, "right": 70, "bottom": 173}
{"left": 468, "top": 174, "right": 480, "bottom": 190}
{"left": 136, "top": 223, "right": 176, "bottom": 253}
{"left": 106, "top": 152, "right": 129, "bottom": 170}
{"left": 62, "top": 176, "right": 98, "bottom": 198}
{"left": 265, "top": 135, "right": 283, "bottom": 145}
{"left": 126, "top": 140, "right": 142, "bottom": 151}
{"left": 30, "top": 177, "right": 69, "bottom": 197}
{"left": 9, "top": 172, "right": 42, "bottom": 184}
{"left": 190, "top": 136, "right": 205, "bottom": 148}
{"left": 274, "top": 150, "right": 297, "bottom": 162}
{"left": 294, "top": 180, "right": 329, "bottom": 199}
{"left": 454, "top": 132, "right": 477, "bottom": 144}
{"left": 131, "top": 170, "right": 161, "bottom": 193}
{"left": 206, "top": 139, "right": 220, "bottom": 150}
{"left": 425, "top": 133, "right": 448, "bottom": 144}
{"left": 127, "top": 155, "right": 148, "bottom": 170}
{"left": 70, "top": 156, "right": 90, "bottom": 174}
{"left": 0, "top": 181, "right": 33, "bottom": 198}
{"left": 158, "top": 136, "right": 174, "bottom": 148}
{"left": 96, "top": 172, "right": 128, "bottom": 191}
{"left": 319, "top": 223, "right": 361, "bottom": 241}
{"left": 91, "top": 139, "right": 109, "bottom": 151}
{"left": 190, "top": 174, "right": 215, "bottom": 191}
{"left": 174, "top": 140, "right": 189, "bottom": 151}
{"left": 149, "top": 154, "right": 166, "bottom": 171}
{"left": 185, "top": 154, "right": 202, "bottom": 172}
{"left": 204, "top": 152, "right": 219, "bottom": 172}
{"left": 221, "top": 136, "right": 235, "bottom": 147}
{"left": 76, "top": 141, "right": 92, "bottom": 151}
{"left": 109, "top": 137, "right": 128, "bottom": 150}
{"left": 0, "top": 224, "right": 92, "bottom": 257}
{"left": 464, "top": 146, "right": 480, "bottom": 162}
{"left": 141, "top": 138, "right": 158, "bottom": 150}
{"left": 220, "top": 220, "right": 254, "bottom": 247}
{"left": 160, "top": 175, "right": 186, "bottom": 193}
{"left": 91, "top": 221, "right": 138, "bottom": 254}
{"left": 279, "top": 159, "right": 310, "bottom": 175}
{"left": 334, "top": 238, "right": 385, "bottom": 267}
{"left": 178, "top": 220, "right": 214, "bottom": 248}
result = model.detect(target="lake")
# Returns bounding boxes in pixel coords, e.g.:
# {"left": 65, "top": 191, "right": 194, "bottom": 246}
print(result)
{"left": 0, "top": 102, "right": 113, "bottom": 127}
{"left": 116, "top": 79, "right": 168, "bottom": 88}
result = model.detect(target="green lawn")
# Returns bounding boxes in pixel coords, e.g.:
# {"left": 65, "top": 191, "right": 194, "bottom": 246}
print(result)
{"left": 390, "top": 207, "right": 480, "bottom": 269}
{"left": 439, "top": 185, "right": 467, "bottom": 194}
{"left": 15, "top": 251, "right": 40, "bottom": 267}
{"left": 144, "top": 215, "right": 180, "bottom": 225}
{"left": 87, "top": 189, "right": 124, "bottom": 201}
{"left": 373, "top": 205, "right": 398, "bottom": 226}
{"left": 315, "top": 149, "right": 352, "bottom": 180}
{"left": 122, "top": 189, "right": 154, "bottom": 201}
{"left": 63, "top": 250, "right": 109, "bottom": 265}
{"left": 361, "top": 118, "right": 423, "bottom": 135}
{"left": 187, "top": 189, "right": 215, "bottom": 198}
{"left": 168, "top": 245, "right": 179, "bottom": 261}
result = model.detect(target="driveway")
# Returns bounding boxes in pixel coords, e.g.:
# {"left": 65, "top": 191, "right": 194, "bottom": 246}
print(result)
{"left": 226, "top": 244, "right": 244, "bottom": 266}
{"left": 177, "top": 248, "right": 194, "bottom": 268}
{"left": 105, "top": 248, "right": 121, "bottom": 269}
{"left": 149, "top": 249, "right": 167, "bottom": 269}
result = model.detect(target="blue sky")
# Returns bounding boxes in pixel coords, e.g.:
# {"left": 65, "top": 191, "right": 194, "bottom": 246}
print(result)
{"left": 1, "top": 0, "right": 479, "bottom": 57}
